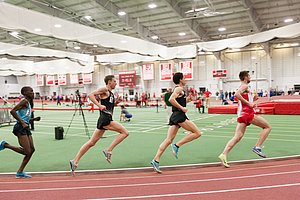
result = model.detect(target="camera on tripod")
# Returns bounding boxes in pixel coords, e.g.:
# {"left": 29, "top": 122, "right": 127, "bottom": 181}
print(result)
{"left": 75, "top": 90, "right": 83, "bottom": 106}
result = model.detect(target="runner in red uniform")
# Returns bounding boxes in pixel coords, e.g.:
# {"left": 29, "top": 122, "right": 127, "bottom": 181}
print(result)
{"left": 218, "top": 71, "right": 272, "bottom": 168}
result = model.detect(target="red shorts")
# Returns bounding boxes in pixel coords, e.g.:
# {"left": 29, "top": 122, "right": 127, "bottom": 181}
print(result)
{"left": 237, "top": 112, "right": 254, "bottom": 126}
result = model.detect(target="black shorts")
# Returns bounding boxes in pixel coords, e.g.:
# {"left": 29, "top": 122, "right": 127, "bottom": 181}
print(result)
{"left": 169, "top": 111, "right": 189, "bottom": 126}
{"left": 12, "top": 123, "right": 32, "bottom": 136}
{"left": 97, "top": 113, "right": 113, "bottom": 130}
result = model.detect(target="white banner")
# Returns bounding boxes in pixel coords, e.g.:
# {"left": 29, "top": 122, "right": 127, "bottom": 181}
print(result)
{"left": 58, "top": 74, "right": 67, "bottom": 85}
{"left": 36, "top": 74, "right": 44, "bottom": 86}
{"left": 70, "top": 74, "right": 79, "bottom": 84}
{"left": 142, "top": 63, "right": 154, "bottom": 80}
{"left": 179, "top": 61, "right": 193, "bottom": 80}
{"left": 159, "top": 63, "right": 172, "bottom": 81}
{"left": 46, "top": 75, "right": 54, "bottom": 85}
{"left": 83, "top": 73, "right": 92, "bottom": 84}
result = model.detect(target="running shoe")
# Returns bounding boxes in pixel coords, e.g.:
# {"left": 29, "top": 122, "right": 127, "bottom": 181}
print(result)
{"left": 252, "top": 147, "right": 267, "bottom": 158}
{"left": 16, "top": 172, "right": 32, "bottom": 178}
{"left": 218, "top": 153, "right": 230, "bottom": 168}
{"left": 171, "top": 143, "right": 179, "bottom": 159}
{"left": 103, "top": 150, "right": 112, "bottom": 164}
{"left": 0, "top": 140, "right": 7, "bottom": 151}
{"left": 150, "top": 160, "right": 162, "bottom": 173}
{"left": 69, "top": 160, "right": 77, "bottom": 176}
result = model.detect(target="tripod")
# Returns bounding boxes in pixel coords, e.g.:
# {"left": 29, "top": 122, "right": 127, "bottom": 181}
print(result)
{"left": 65, "top": 94, "right": 90, "bottom": 139}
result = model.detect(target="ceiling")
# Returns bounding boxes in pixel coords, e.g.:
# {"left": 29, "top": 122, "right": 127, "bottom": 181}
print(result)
{"left": 1, "top": 0, "right": 300, "bottom": 57}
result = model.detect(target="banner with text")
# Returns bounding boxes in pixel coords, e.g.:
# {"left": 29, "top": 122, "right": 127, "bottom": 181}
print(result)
{"left": 119, "top": 71, "right": 136, "bottom": 87}
{"left": 142, "top": 63, "right": 154, "bottom": 80}
{"left": 159, "top": 63, "right": 172, "bottom": 81}
{"left": 83, "top": 73, "right": 93, "bottom": 84}
{"left": 46, "top": 75, "right": 54, "bottom": 85}
{"left": 179, "top": 61, "right": 193, "bottom": 80}
{"left": 58, "top": 74, "right": 67, "bottom": 85}
{"left": 36, "top": 74, "right": 44, "bottom": 86}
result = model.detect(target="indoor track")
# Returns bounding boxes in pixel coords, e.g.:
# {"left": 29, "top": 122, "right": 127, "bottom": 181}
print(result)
{"left": 0, "top": 158, "right": 299, "bottom": 200}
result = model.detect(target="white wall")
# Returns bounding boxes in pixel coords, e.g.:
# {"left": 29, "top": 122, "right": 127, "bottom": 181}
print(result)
{"left": 2, "top": 46, "right": 300, "bottom": 97}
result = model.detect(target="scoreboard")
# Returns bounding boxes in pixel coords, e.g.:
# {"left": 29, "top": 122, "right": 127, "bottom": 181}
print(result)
{"left": 213, "top": 69, "right": 227, "bottom": 78}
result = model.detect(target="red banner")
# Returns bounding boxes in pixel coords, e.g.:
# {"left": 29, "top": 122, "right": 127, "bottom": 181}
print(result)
{"left": 46, "top": 75, "right": 54, "bottom": 85}
{"left": 142, "top": 63, "right": 154, "bottom": 80}
{"left": 36, "top": 74, "right": 44, "bottom": 86}
{"left": 179, "top": 61, "right": 193, "bottom": 80}
{"left": 159, "top": 63, "right": 172, "bottom": 81}
{"left": 119, "top": 71, "right": 136, "bottom": 87}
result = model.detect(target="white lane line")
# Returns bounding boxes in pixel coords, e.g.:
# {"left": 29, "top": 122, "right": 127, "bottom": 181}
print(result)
{"left": 0, "top": 170, "right": 299, "bottom": 193}
{"left": 86, "top": 183, "right": 300, "bottom": 200}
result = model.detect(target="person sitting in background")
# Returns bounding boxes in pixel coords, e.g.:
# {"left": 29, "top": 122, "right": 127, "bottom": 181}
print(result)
{"left": 120, "top": 105, "right": 132, "bottom": 122}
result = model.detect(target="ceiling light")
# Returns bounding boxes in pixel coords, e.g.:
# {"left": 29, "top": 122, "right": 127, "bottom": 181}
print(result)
{"left": 93, "top": 44, "right": 97, "bottom": 47}
{"left": 34, "top": 28, "right": 42, "bottom": 32}
{"left": 74, "top": 46, "right": 81, "bottom": 50}
{"left": 83, "top": 15, "right": 93, "bottom": 21}
{"left": 284, "top": 18, "right": 293, "bottom": 23}
{"left": 118, "top": 11, "right": 126, "bottom": 16}
{"left": 178, "top": 32, "right": 186, "bottom": 36}
{"left": 151, "top": 35, "right": 158, "bottom": 40}
{"left": 120, "top": 40, "right": 127, "bottom": 43}
{"left": 218, "top": 27, "right": 226, "bottom": 32}
{"left": 54, "top": 24, "right": 62, "bottom": 28}
{"left": 9, "top": 31, "right": 19, "bottom": 36}
{"left": 148, "top": 3, "right": 157, "bottom": 9}
{"left": 290, "top": 43, "right": 299, "bottom": 46}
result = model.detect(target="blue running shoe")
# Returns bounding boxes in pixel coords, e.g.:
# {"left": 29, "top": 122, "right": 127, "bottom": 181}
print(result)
{"left": 16, "top": 172, "right": 32, "bottom": 178}
{"left": 150, "top": 160, "right": 162, "bottom": 173}
{"left": 252, "top": 147, "right": 267, "bottom": 158}
{"left": 171, "top": 143, "right": 179, "bottom": 159}
{"left": 0, "top": 140, "right": 7, "bottom": 151}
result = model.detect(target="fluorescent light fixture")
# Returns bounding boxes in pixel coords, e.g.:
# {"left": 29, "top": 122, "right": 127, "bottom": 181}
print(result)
{"left": 120, "top": 40, "right": 128, "bottom": 43}
{"left": 118, "top": 11, "right": 126, "bottom": 16}
{"left": 93, "top": 44, "right": 98, "bottom": 47}
{"left": 74, "top": 46, "right": 81, "bottom": 50}
{"left": 148, "top": 3, "right": 157, "bottom": 9}
{"left": 290, "top": 43, "right": 299, "bottom": 46}
{"left": 178, "top": 32, "right": 186, "bottom": 36}
{"left": 218, "top": 27, "right": 226, "bottom": 32}
{"left": 9, "top": 31, "right": 19, "bottom": 36}
{"left": 284, "top": 18, "right": 293, "bottom": 23}
{"left": 251, "top": 56, "right": 256, "bottom": 60}
{"left": 84, "top": 15, "right": 93, "bottom": 21}
{"left": 34, "top": 28, "right": 42, "bottom": 32}
{"left": 54, "top": 24, "right": 62, "bottom": 28}
{"left": 151, "top": 35, "right": 158, "bottom": 40}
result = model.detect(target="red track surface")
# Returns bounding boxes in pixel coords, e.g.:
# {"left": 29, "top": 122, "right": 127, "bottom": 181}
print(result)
{"left": 0, "top": 159, "right": 299, "bottom": 200}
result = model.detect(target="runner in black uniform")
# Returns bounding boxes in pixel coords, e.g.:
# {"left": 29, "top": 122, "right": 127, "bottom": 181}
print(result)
{"left": 151, "top": 72, "right": 202, "bottom": 173}
{"left": 70, "top": 75, "right": 129, "bottom": 176}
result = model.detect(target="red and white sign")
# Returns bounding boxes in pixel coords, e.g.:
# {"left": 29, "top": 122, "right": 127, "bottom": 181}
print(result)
{"left": 58, "top": 74, "right": 67, "bottom": 85}
{"left": 213, "top": 69, "right": 227, "bottom": 78}
{"left": 36, "top": 74, "right": 44, "bottom": 86}
{"left": 119, "top": 71, "right": 136, "bottom": 87}
{"left": 70, "top": 74, "right": 79, "bottom": 84}
{"left": 142, "top": 63, "right": 154, "bottom": 80}
{"left": 46, "top": 75, "right": 54, "bottom": 85}
{"left": 159, "top": 63, "right": 172, "bottom": 81}
{"left": 179, "top": 61, "right": 193, "bottom": 80}
{"left": 83, "top": 73, "right": 93, "bottom": 84}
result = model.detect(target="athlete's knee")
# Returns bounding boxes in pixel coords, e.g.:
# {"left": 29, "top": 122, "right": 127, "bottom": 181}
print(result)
{"left": 193, "top": 131, "right": 201, "bottom": 138}
{"left": 234, "top": 134, "right": 243, "bottom": 142}
{"left": 121, "top": 129, "right": 129, "bottom": 138}
{"left": 87, "top": 140, "right": 97, "bottom": 147}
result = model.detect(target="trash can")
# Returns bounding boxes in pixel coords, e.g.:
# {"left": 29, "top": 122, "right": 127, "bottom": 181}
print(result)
{"left": 55, "top": 126, "right": 64, "bottom": 140}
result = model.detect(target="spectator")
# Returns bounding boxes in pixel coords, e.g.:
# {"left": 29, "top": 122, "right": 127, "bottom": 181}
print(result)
{"left": 195, "top": 97, "right": 205, "bottom": 113}
{"left": 120, "top": 105, "right": 132, "bottom": 122}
